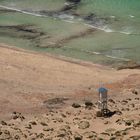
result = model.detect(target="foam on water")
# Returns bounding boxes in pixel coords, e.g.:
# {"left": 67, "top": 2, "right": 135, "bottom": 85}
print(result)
{"left": 105, "top": 55, "right": 130, "bottom": 61}
{"left": 0, "top": 5, "right": 43, "bottom": 17}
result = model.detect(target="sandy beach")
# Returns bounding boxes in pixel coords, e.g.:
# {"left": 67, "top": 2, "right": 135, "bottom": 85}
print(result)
{"left": 0, "top": 43, "right": 140, "bottom": 139}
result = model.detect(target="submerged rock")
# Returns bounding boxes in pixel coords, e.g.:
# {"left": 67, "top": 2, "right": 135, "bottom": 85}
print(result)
{"left": 66, "top": 0, "right": 81, "bottom": 4}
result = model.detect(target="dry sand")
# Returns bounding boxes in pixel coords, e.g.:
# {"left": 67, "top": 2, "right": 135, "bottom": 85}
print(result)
{"left": 0, "top": 43, "right": 140, "bottom": 140}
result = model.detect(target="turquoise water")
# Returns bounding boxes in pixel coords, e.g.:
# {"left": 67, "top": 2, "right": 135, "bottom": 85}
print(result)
{"left": 79, "top": 0, "right": 140, "bottom": 34}
{"left": 0, "top": 0, "right": 140, "bottom": 66}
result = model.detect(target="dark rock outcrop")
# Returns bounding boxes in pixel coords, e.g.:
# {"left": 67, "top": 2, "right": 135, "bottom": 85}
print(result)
{"left": 66, "top": 0, "right": 81, "bottom": 4}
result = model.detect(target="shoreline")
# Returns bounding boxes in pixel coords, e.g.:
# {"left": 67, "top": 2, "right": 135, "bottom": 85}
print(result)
{"left": 0, "top": 1, "right": 140, "bottom": 139}
{"left": 0, "top": 5, "right": 140, "bottom": 67}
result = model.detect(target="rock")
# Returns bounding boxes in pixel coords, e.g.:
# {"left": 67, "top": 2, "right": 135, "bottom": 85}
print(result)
{"left": 53, "top": 117, "right": 63, "bottom": 123}
{"left": 100, "top": 132, "right": 110, "bottom": 136}
{"left": 29, "top": 121, "right": 37, "bottom": 125}
{"left": 85, "top": 101, "right": 93, "bottom": 107}
{"left": 97, "top": 137, "right": 104, "bottom": 140}
{"left": 25, "top": 124, "right": 32, "bottom": 129}
{"left": 61, "top": 4, "right": 75, "bottom": 12}
{"left": 115, "top": 119, "right": 124, "bottom": 125}
{"left": 74, "top": 133, "right": 83, "bottom": 140}
{"left": 61, "top": 125, "right": 71, "bottom": 130}
{"left": 43, "top": 127, "right": 54, "bottom": 132}
{"left": 125, "top": 120, "right": 134, "bottom": 126}
{"left": 12, "top": 115, "right": 18, "bottom": 120}
{"left": 110, "top": 137, "right": 116, "bottom": 140}
{"left": 57, "top": 129, "right": 67, "bottom": 137}
{"left": 84, "top": 13, "right": 96, "bottom": 21}
{"left": 84, "top": 131, "right": 97, "bottom": 138}
{"left": 105, "top": 128, "right": 116, "bottom": 134}
{"left": 14, "top": 135, "right": 20, "bottom": 140}
{"left": 78, "top": 121, "right": 90, "bottom": 129}
{"left": 130, "top": 103, "right": 135, "bottom": 108}
{"left": 133, "top": 121, "right": 140, "bottom": 127}
{"left": 66, "top": 0, "right": 81, "bottom": 4}
{"left": 131, "top": 89, "right": 138, "bottom": 95}
{"left": 37, "top": 133, "right": 44, "bottom": 138}
{"left": 108, "top": 99, "right": 115, "bottom": 104}
{"left": 4, "top": 130, "right": 10, "bottom": 135}
{"left": 43, "top": 97, "right": 68, "bottom": 108}
{"left": 1, "top": 121, "right": 7, "bottom": 125}
{"left": 114, "top": 131, "right": 121, "bottom": 136}
{"left": 0, "top": 131, "right": 2, "bottom": 135}
{"left": 104, "top": 121, "right": 110, "bottom": 124}
{"left": 114, "top": 130, "right": 128, "bottom": 137}
{"left": 121, "top": 100, "right": 128, "bottom": 105}
{"left": 72, "top": 103, "right": 81, "bottom": 108}
{"left": 96, "top": 111, "right": 103, "bottom": 117}
{"left": 12, "top": 112, "right": 25, "bottom": 121}
{"left": 129, "top": 135, "right": 140, "bottom": 140}
{"left": 40, "top": 122, "right": 48, "bottom": 126}
{"left": 115, "top": 110, "right": 122, "bottom": 115}
{"left": 83, "top": 116, "right": 92, "bottom": 120}
{"left": 61, "top": 113, "right": 67, "bottom": 118}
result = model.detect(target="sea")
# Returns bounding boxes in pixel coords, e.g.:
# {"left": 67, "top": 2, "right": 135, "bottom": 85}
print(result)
{"left": 0, "top": 0, "right": 140, "bottom": 67}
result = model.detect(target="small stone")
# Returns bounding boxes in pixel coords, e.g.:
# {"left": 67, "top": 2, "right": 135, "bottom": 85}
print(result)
{"left": 54, "top": 117, "right": 63, "bottom": 123}
{"left": 108, "top": 99, "right": 115, "bottom": 104}
{"left": 110, "top": 137, "right": 116, "bottom": 140}
{"left": 105, "top": 128, "right": 116, "bottom": 133}
{"left": 25, "top": 124, "right": 32, "bottom": 129}
{"left": 14, "top": 135, "right": 20, "bottom": 140}
{"left": 74, "top": 133, "right": 83, "bottom": 140}
{"left": 133, "top": 121, "right": 140, "bottom": 127}
{"left": 40, "top": 122, "right": 48, "bottom": 126}
{"left": 96, "top": 111, "right": 102, "bottom": 117}
{"left": 100, "top": 132, "right": 110, "bottom": 136}
{"left": 4, "top": 130, "right": 10, "bottom": 135}
{"left": 130, "top": 135, "right": 140, "bottom": 140}
{"left": 78, "top": 121, "right": 90, "bottom": 129}
{"left": 72, "top": 103, "right": 81, "bottom": 108}
{"left": 61, "top": 125, "right": 71, "bottom": 130}
{"left": 131, "top": 89, "right": 138, "bottom": 95}
{"left": 121, "top": 100, "right": 128, "bottom": 105}
{"left": 43, "top": 127, "right": 54, "bottom": 132}
{"left": 114, "top": 131, "right": 121, "bottom": 136}
{"left": 37, "top": 133, "right": 44, "bottom": 138}
{"left": 57, "top": 129, "right": 67, "bottom": 137}
{"left": 0, "top": 131, "right": 2, "bottom": 135}
{"left": 115, "top": 110, "right": 122, "bottom": 115}
{"left": 104, "top": 121, "right": 110, "bottom": 124}
{"left": 84, "top": 131, "right": 97, "bottom": 138}
{"left": 13, "top": 115, "right": 18, "bottom": 120}
{"left": 125, "top": 120, "right": 133, "bottom": 126}
{"left": 61, "top": 113, "right": 67, "bottom": 118}
{"left": 1, "top": 121, "right": 7, "bottom": 125}
{"left": 85, "top": 101, "right": 93, "bottom": 107}
{"left": 30, "top": 121, "right": 37, "bottom": 125}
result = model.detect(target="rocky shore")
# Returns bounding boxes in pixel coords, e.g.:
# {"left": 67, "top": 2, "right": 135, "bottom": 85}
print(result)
{"left": 0, "top": 44, "right": 140, "bottom": 139}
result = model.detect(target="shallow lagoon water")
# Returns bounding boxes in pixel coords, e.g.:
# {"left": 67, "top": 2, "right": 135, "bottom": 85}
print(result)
{"left": 0, "top": 0, "right": 140, "bottom": 67}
